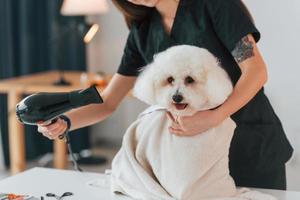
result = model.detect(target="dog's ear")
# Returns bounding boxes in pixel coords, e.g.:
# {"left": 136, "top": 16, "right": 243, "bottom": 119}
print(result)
{"left": 133, "top": 64, "right": 156, "bottom": 105}
{"left": 204, "top": 63, "right": 233, "bottom": 107}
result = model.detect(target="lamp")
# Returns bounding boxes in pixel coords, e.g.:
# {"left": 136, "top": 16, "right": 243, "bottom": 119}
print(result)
{"left": 61, "top": 0, "right": 109, "bottom": 16}
{"left": 61, "top": 0, "right": 108, "bottom": 43}
{"left": 53, "top": 0, "right": 109, "bottom": 166}
{"left": 53, "top": 0, "right": 108, "bottom": 86}
{"left": 52, "top": 22, "right": 100, "bottom": 86}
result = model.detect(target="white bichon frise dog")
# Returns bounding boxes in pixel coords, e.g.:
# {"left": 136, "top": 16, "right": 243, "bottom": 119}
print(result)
{"left": 110, "top": 45, "right": 276, "bottom": 200}
{"left": 133, "top": 45, "right": 232, "bottom": 117}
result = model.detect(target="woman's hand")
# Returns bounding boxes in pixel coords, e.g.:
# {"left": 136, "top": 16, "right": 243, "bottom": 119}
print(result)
{"left": 167, "top": 109, "right": 226, "bottom": 136}
{"left": 37, "top": 118, "right": 68, "bottom": 140}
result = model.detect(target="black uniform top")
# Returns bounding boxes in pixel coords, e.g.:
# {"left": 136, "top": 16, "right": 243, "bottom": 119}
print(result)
{"left": 117, "top": 0, "right": 293, "bottom": 175}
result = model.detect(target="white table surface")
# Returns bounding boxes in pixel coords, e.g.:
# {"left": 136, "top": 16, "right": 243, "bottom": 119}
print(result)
{"left": 0, "top": 167, "right": 300, "bottom": 200}
{"left": 0, "top": 167, "right": 130, "bottom": 200}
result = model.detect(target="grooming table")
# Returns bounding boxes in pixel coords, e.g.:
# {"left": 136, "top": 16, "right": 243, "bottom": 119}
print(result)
{"left": 0, "top": 167, "right": 299, "bottom": 200}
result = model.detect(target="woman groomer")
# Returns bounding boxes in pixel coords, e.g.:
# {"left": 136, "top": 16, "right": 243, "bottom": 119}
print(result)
{"left": 38, "top": 0, "right": 293, "bottom": 190}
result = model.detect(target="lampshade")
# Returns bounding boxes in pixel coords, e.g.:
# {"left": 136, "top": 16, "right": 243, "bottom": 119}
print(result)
{"left": 61, "top": 0, "right": 109, "bottom": 16}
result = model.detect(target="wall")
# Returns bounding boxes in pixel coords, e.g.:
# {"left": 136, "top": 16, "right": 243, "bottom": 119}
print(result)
{"left": 87, "top": 0, "right": 300, "bottom": 190}
{"left": 245, "top": 0, "right": 300, "bottom": 190}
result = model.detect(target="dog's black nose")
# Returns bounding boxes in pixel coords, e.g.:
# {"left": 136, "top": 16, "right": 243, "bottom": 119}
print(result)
{"left": 172, "top": 94, "right": 184, "bottom": 103}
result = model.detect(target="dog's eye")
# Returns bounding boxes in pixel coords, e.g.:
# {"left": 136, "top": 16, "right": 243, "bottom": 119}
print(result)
{"left": 185, "top": 76, "right": 195, "bottom": 84}
{"left": 167, "top": 77, "right": 174, "bottom": 84}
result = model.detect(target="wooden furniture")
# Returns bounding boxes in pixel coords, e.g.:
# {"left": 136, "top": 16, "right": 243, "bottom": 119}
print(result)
{"left": 1, "top": 167, "right": 299, "bottom": 200}
{"left": 0, "top": 71, "right": 107, "bottom": 174}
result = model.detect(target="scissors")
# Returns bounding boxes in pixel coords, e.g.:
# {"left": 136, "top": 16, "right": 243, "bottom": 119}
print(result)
{"left": 46, "top": 192, "right": 73, "bottom": 200}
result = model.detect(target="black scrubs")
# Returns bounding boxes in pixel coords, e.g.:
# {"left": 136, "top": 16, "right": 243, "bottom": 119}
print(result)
{"left": 117, "top": 0, "right": 293, "bottom": 190}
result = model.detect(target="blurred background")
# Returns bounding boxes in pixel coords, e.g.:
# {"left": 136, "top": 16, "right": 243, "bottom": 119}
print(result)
{"left": 0, "top": 0, "right": 299, "bottom": 191}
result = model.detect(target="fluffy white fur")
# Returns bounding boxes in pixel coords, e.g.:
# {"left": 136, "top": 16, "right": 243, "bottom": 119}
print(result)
{"left": 133, "top": 45, "right": 233, "bottom": 116}
{"left": 111, "top": 45, "right": 276, "bottom": 200}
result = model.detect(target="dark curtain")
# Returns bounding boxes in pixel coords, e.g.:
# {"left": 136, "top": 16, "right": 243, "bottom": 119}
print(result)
{"left": 0, "top": 0, "right": 90, "bottom": 167}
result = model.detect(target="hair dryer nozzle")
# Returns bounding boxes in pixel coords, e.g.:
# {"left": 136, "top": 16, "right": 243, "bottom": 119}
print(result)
{"left": 69, "top": 85, "right": 103, "bottom": 107}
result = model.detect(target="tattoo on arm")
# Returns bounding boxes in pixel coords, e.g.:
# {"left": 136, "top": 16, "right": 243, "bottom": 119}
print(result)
{"left": 231, "top": 35, "right": 255, "bottom": 63}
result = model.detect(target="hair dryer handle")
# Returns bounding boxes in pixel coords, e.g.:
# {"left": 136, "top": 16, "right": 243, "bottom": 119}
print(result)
{"left": 39, "top": 117, "right": 67, "bottom": 140}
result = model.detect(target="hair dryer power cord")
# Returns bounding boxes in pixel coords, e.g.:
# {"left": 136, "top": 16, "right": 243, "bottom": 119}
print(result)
{"left": 63, "top": 130, "right": 83, "bottom": 172}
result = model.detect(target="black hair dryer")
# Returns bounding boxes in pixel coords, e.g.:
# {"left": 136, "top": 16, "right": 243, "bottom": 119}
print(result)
{"left": 15, "top": 85, "right": 103, "bottom": 172}
{"left": 16, "top": 85, "right": 103, "bottom": 126}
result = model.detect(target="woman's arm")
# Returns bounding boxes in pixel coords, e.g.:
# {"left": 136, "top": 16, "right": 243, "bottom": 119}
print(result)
{"left": 215, "top": 34, "right": 268, "bottom": 120}
{"left": 67, "top": 74, "right": 137, "bottom": 131}
{"left": 169, "top": 34, "right": 268, "bottom": 136}
{"left": 38, "top": 74, "right": 136, "bottom": 139}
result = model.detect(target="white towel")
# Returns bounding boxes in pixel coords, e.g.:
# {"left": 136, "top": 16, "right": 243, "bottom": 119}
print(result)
{"left": 111, "top": 106, "right": 276, "bottom": 200}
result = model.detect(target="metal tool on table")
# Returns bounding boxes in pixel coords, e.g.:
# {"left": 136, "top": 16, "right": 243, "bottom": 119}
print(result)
{"left": 46, "top": 192, "right": 73, "bottom": 200}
